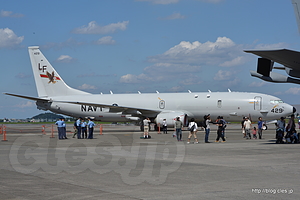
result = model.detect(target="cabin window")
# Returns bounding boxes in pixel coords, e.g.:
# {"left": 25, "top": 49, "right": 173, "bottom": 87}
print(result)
{"left": 217, "top": 99, "right": 222, "bottom": 108}
{"left": 270, "top": 100, "right": 284, "bottom": 104}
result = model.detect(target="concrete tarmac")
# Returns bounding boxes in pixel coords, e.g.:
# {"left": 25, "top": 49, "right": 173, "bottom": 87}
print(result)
{"left": 0, "top": 123, "right": 299, "bottom": 200}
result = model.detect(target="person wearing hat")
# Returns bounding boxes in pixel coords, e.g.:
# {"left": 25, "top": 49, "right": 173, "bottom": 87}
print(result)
{"left": 87, "top": 117, "right": 95, "bottom": 139}
{"left": 76, "top": 117, "right": 82, "bottom": 139}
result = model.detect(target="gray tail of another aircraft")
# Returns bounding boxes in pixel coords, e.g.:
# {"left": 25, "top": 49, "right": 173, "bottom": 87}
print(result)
{"left": 292, "top": 0, "right": 300, "bottom": 33}
{"left": 28, "top": 46, "right": 90, "bottom": 98}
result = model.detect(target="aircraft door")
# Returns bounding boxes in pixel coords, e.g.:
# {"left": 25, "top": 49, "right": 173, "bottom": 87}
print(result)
{"left": 159, "top": 100, "right": 165, "bottom": 109}
{"left": 254, "top": 96, "right": 262, "bottom": 111}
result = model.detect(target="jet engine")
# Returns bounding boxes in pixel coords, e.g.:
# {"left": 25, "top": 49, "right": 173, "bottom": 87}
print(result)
{"left": 250, "top": 58, "right": 300, "bottom": 84}
{"left": 155, "top": 111, "right": 188, "bottom": 127}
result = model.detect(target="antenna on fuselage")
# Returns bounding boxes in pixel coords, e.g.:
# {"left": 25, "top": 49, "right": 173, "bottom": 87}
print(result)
{"left": 208, "top": 90, "right": 211, "bottom": 93}
{"left": 138, "top": 91, "right": 141, "bottom": 94}
{"left": 228, "top": 89, "right": 232, "bottom": 92}
{"left": 110, "top": 91, "right": 113, "bottom": 94}
{"left": 188, "top": 90, "right": 192, "bottom": 93}
{"left": 156, "top": 91, "right": 159, "bottom": 94}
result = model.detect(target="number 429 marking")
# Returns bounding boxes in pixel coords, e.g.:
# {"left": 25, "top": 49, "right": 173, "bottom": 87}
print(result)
{"left": 271, "top": 108, "right": 283, "bottom": 113}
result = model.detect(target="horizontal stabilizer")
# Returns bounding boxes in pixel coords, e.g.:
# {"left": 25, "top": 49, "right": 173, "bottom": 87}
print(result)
{"left": 4, "top": 93, "right": 50, "bottom": 102}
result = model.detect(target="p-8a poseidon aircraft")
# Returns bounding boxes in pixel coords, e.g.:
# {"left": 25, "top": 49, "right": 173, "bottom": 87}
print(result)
{"left": 5, "top": 46, "right": 295, "bottom": 129}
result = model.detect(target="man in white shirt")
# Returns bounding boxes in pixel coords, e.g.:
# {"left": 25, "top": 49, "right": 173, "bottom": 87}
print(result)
{"left": 243, "top": 117, "right": 252, "bottom": 139}
{"left": 143, "top": 117, "right": 151, "bottom": 139}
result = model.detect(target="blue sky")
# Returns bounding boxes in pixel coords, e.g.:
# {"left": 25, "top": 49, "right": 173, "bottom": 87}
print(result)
{"left": 1, "top": 0, "right": 300, "bottom": 119}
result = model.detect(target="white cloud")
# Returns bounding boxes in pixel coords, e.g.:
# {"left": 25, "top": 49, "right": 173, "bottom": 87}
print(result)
{"left": 159, "top": 12, "right": 186, "bottom": 20}
{"left": 249, "top": 81, "right": 268, "bottom": 87}
{"left": 214, "top": 70, "right": 235, "bottom": 81}
{"left": 148, "top": 37, "right": 245, "bottom": 67}
{"left": 72, "top": 21, "right": 129, "bottom": 34}
{"left": 120, "top": 73, "right": 163, "bottom": 83}
{"left": 168, "top": 86, "right": 185, "bottom": 92}
{"left": 120, "top": 62, "right": 202, "bottom": 84}
{"left": 78, "top": 84, "right": 97, "bottom": 90}
{"left": 285, "top": 87, "right": 300, "bottom": 95}
{"left": 56, "top": 55, "right": 76, "bottom": 63}
{"left": 120, "top": 37, "right": 247, "bottom": 85}
{"left": 0, "top": 28, "right": 24, "bottom": 48}
{"left": 0, "top": 10, "right": 23, "bottom": 18}
{"left": 95, "top": 36, "right": 116, "bottom": 45}
{"left": 254, "top": 43, "right": 287, "bottom": 50}
{"left": 136, "top": 0, "right": 179, "bottom": 4}
{"left": 220, "top": 56, "right": 245, "bottom": 67}
{"left": 15, "top": 101, "right": 34, "bottom": 108}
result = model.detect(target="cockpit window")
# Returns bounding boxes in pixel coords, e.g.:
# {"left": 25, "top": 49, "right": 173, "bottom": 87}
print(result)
{"left": 270, "top": 100, "right": 284, "bottom": 104}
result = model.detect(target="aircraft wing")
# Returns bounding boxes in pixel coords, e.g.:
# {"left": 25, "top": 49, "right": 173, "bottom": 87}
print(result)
{"left": 58, "top": 100, "right": 161, "bottom": 116}
{"left": 4, "top": 93, "right": 50, "bottom": 102}
{"left": 244, "top": 49, "right": 300, "bottom": 70}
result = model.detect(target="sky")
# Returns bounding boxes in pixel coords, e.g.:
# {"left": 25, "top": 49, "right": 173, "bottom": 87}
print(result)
{"left": 1, "top": 0, "right": 300, "bottom": 119}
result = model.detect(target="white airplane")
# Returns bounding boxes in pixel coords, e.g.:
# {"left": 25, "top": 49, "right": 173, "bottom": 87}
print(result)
{"left": 245, "top": 0, "right": 300, "bottom": 84}
{"left": 4, "top": 46, "right": 295, "bottom": 129}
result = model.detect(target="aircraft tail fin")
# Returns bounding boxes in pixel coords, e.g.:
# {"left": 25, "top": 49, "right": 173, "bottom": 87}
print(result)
{"left": 28, "top": 46, "right": 90, "bottom": 97}
{"left": 292, "top": 0, "right": 300, "bottom": 33}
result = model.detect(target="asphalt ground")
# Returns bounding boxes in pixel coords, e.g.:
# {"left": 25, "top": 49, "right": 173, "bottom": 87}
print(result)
{"left": 0, "top": 123, "right": 299, "bottom": 200}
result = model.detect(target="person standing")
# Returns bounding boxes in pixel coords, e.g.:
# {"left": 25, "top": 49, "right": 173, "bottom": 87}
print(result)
{"left": 220, "top": 116, "right": 227, "bottom": 138}
{"left": 187, "top": 118, "right": 198, "bottom": 144}
{"left": 174, "top": 117, "right": 183, "bottom": 141}
{"left": 143, "top": 117, "right": 151, "bottom": 139}
{"left": 73, "top": 120, "right": 78, "bottom": 138}
{"left": 87, "top": 117, "right": 95, "bottom": 139}
{"left": 275, "top": 117, "right": 285, "bottom": 144}
{"left": 76, "top": 117, "right": 82, "bottom": 139}
{"left": 244, "top": 117, "right": 252, "bottom": 139}
{"left": 252, "top": 127, "right": 257, "bottom": 139}
{"left": 81, "top": 118, "right": 87, "bottom": 139}
{"left": 162, "top": 119, "right": 168, "bottom": 134}
{"left": 55, "top": 117, "right": 65, "bottom": 140}
{"left": 257, "top": 117, "right": 264, "bottom": 139}
{"left": 215, "top": 116, "right": 226, "bottom": 142}
{"left": 204, "top": 114, "right": 211, "bottom": 143}
{"left": 61, "top": 118, "right": 67, "bottom": 139}
{"left": 241, "top": 117, "right": 246, "bottom": 138}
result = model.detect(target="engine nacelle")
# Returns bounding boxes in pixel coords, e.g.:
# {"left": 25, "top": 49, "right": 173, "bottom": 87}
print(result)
{"left": 155, "top": 111, "right": 188, "bottom": 127}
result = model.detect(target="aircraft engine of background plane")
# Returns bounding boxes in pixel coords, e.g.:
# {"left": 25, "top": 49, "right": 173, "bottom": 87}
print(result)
{"left": 245, "top": 0, "right": 300, "bottom": 85}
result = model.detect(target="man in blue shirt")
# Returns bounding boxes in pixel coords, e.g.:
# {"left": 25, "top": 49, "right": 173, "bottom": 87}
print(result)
{"left": 257, "top": 117, "right": 264, "bottom": 139}
{"left": 87, "top": 117, "right": 95, "bottom": 139}
{"left": 81, "top": 119, "right": 87, "bottom": 139}
{"left": 76, "top": 117, "right": 82, "bottom": 139}
{"left": 55, "top": 118, "right": 65, "bottom": 140}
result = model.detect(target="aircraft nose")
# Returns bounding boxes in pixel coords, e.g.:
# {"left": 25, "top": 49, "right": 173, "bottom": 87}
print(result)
{"left": 293, "top": 106, "right": 296, "bottom": 113}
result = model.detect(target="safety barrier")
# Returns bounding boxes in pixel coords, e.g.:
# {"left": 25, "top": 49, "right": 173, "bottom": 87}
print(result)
{"left": 1, "top": 124, "right": 7, "bottom": 141}
{"left": 0, "top": 123, "right": 135, "bottom": 141}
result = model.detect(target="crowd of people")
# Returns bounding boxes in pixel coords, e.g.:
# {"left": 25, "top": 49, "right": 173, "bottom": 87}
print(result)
{"left": 56, "top": 114, "right": 300, "bottom": 144}
{"left": 275, "top": 114, "right": 299, "bottom": 144}
{"left": 55, "top": 117, "right": 95, "bottom": 140}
